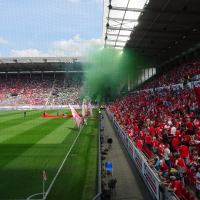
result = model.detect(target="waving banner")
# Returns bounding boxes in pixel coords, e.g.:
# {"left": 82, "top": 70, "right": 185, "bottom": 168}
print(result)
{"left": 69, "top": 104, "right": 82, "bottom": 129}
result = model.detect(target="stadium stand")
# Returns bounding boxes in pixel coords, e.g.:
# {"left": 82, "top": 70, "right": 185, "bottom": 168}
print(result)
{"left": 0, "top": 74, "right": 82, "bottom": 106}
{"left": 107, "top": 56, "right": 200, "bottom": 199}
{"left": 141, "top": 56, "right": 200, "bottom": 90}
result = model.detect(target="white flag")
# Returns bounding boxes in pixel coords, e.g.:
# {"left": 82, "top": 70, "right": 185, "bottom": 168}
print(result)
{"left": 69, "top": 104, "right": 82, "bottom": 129}
{"left": 82, "top": 100, "right": 85, "bottom": 117}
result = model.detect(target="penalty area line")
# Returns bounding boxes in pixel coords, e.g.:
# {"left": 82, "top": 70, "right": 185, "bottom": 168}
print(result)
{"left": 26, "top": 124, "right": 84, "bottom": 200}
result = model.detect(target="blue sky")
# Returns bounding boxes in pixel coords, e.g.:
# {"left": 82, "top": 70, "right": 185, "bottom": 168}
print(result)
{"left": 0, "top": 0, "right": 103, "bottom": 57}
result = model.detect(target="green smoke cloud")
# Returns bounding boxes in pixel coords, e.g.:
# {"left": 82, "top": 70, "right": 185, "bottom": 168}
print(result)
{"left": 81, "top": 46, "right": 148, "bottom": 103}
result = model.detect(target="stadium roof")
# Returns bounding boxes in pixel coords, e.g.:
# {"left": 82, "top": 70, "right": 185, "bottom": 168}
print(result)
{"left": 102, "top": 0, "right": 200, "bottom": 67}
{"left": 0, "top": 57, "right": 85, "bottom": 72}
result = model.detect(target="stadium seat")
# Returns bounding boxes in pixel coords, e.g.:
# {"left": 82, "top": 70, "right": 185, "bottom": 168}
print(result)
{"left": 105, "top": 162, "right": 113, "bottom": 176}
{"left": 186, "top": 169, "right": 191, "bottom": 183}
{"left": 179, "top": 183, "right": 183, "bottom": 191}
{"left": 181, "top": 187, "right": 187, "bottom": 197}
{"left": 185, "top": 191, "right": 191, "bottom": 200}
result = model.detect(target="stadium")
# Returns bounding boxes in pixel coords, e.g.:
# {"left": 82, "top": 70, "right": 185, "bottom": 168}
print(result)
{"left": 1, "top": 0, "right": 200, "bottom": 200}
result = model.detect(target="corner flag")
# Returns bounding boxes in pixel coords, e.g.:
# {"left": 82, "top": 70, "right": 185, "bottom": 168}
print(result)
{"left": 43, "top": 170, "right": 47, "bottom": 181}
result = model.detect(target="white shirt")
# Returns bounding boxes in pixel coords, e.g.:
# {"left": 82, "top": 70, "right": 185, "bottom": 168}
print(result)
{"left": 196, "top": 172, "right": 200, "bottom": 190}
{"left": 164, "top": 148, "right": 170, "bottom": 160}
{"left": 171, "top": 127, "right": 176, "bottom": 135}
{"left": 164, "top": 125, "right": 169, "bottom": 130}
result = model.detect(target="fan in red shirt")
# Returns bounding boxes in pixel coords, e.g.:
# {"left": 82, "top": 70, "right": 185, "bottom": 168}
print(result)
{"left": 171, "top": 137, "right": 179, "bottom": 153}
{"left": 167, "top": 177, "right": 182, "bottom": 199}
{"left": 167, "top": 176, "right": 182, "bottom": 199}
{"left": 185, "top": 118, "right": 194, "bottom": 140}
{"left": 136, "top": 139, "right": 143, "bottom": 150}
{"left": 150, "top": 125, "right": 155, "bottom": 135}
{"left": 159, "top": 160, "right": 168, "bottom": 171}
{"left": 175, "top": 154, "right": 187, "bottom": 171}
{"left": 194, "top": 118, "right": 200, "bottom": 130}
{"left": 175, "top": 128, "right": 181, "bottom": 138}
{"left": 133, "top": 124, "right": 139, "bottom": 135}
{"left": 152, "top": 137, "right": 159, "bottom": 153}
{"left": 158, "top": 141, "right": 166, "bottom": 156}
{"left": 179, "top": 142, "right": 189, "bottom": 165}
{"left": 139, "top": 129, "right": 145, "bottom": 140}
{"left": 184, "top": 132, "right": 190, "bottom": 147}
{"left": 145, "top": 132, "right": 152, "bottom": 151}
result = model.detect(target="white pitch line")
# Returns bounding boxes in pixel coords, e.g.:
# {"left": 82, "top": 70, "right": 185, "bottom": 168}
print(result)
{"left": 27, "top": 120, "right": 86, "bottom": 200}
{"left": 26, "top": 192, "right": 43, "bottom": 200}
{"left": 43, "top": 124, "right": 84, "bottom": 200}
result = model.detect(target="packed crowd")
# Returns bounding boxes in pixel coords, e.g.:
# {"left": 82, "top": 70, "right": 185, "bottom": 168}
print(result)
{"left": 141, "top": 56, "right": 200, "bottom": 90}
{"left": 0, "top": 77, "right": 27, "bottom": 104}
{"left": 108, "top": 83, "right": 200, "bottom": 199}
{"left": 0, "top": 74, "right": 82, "bottom": 106}
{"left": 47, "top": 75, "right": 82, "bottom": 106}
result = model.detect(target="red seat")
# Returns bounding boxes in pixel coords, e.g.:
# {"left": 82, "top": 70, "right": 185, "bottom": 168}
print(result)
{"left": 185, "top": 191, "right": 191, "bottom": 200}
{"left": 191, "top": 179, "right": 196, "bottom": 189}
{"left": 181, "top": 187, "right": 187, "bottom": 197}
{"left": 179, "top": 183, "right": 183, "bottom": 191}
{"left": 186, "top": 169, "right": 192, "bottom": 183}
{"left": 190, "top": 196, "right": 196, "bottom": 200}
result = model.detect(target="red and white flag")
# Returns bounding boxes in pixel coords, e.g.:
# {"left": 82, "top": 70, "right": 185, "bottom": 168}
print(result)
{"left": 69, "top": 104, "right": 82, "bottom": 129}
{"left": 85, "top": 101, "right": 88, "bottom": 113}
{"left": 43, "top": 170, "right": 47, "bottom": 181}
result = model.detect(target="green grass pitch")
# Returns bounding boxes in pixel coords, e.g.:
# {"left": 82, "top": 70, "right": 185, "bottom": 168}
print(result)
{"left": 0, "top": 109, "right": 98, "bottom": 200}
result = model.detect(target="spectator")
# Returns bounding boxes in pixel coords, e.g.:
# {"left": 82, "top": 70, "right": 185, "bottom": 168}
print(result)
{"left": 149, "top": 158, "right": 160, "bottom": 171}
{"left": 167, "top": 176, "right": 183, "bottom": 199}
{"left": 159, "top": 166, "right": 169, "bottom": 181}
{"left": 164, "top": 143, "right": 171, "bottom": 171}
{"left": 152, "top": 136, "right": 159, "bottom": 153}
{"left": 179, "top": 142, "right": 189, "bottom": 165}
{"left": 145, "top": 132, "right": 152, "bottom": 151}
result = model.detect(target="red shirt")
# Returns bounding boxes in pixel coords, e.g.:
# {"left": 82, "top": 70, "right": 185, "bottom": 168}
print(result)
{"left": 197, "top": 130, "right": 200, "bottom": 136}
{"left": 185, "top": 135, "right": 190, "bottom": 143}
{"left": 150, "top": 127, "right": 155, "bottom": 135}
{"left": 175, "top": 130, "right": 181, "bottom": 138}
{"left": 153, "top": 139, "right": 158, "bottom": 148}
{"left": 139, "top": 131, "right": 145, "bottom": 140}
{"left": 159, "top": 144, "right": 166, "bottom": 155}
{"left": 177, "top": 158, "right": 185, "bottom": 167}
{"left": 171, "top": 138, "right": 179, "bottom": 149}
{"left": 194, "top": 119, "right": 199, "bottom": 129}
{"left": 185, "top": 121, "right": 193, "bottom": 130}
{"left": 160, "top": 163, "right": 168, "bottom": 171}
{"left": 179, "top": 145, "right": 189, "bottom": 157}
{"left": 134, "top": 125, "right": 139, "bottom": 132}
{"left": 173, "top": 181, "right": 182, "bottom": 197}
{"left": 136, "top": 140, "right": 143, "bottom": 150}
{"left": 146, "top": 136, "right": 151, "bottom": 144}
